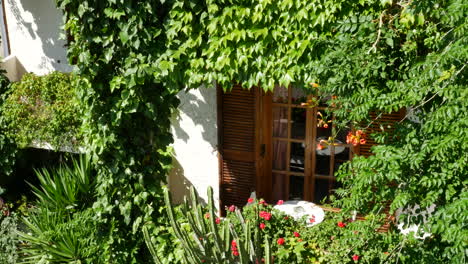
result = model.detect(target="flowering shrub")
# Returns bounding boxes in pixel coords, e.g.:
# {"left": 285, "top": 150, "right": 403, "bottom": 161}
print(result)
{"left": 148, "top": 187, "right": 451, "bottom": 263}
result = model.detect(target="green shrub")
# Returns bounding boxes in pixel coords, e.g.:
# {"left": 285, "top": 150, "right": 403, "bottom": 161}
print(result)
{"left": 0, "top": 72, "right": 16, "bottom": 178}
{"left": 2, "top": 72, "right": 82, "bottom": 149}
{"left": 19, "top": 155, "right": 100, "bottom": 263}
{"left": 0, "top": 213, "right": 19, "bottom": 264}
{"left": 146, "top": 187, "right": 322, "bottom": 264}
{"left": 19, "top": 207, "right": 101, "bottom": 264}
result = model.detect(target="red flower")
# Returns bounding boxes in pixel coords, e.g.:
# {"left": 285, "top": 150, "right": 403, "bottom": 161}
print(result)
{"left": 316, "top": 143, "right": 325, "bottom": 150}
{"left": 228, "top": 205, "right": 236, "bottom": 212}
{"left": 231, "top": 240, "right": 239, "bottom": 256}
{"left": 359, "top": 138, "right": 366, "bottom": 144}
{"left": 293, "top": 232, "right": 300, "bottom": 238}
{"left": 277, "top": 237, "right": 285, "bottom": 245}
{"left": 248, "top": 198, "right": 254, "bottom": 203}
{"left": 323, "top": 123, "right": 329, "bottom": 128}
{"left": 284, "top": 216, "right": 289, "bottom": 220}
{"left": 276, "top": 200, "right": 284, "bottom": 205}
{"left": 215, "top": 217, "right": 221, "bottom": 224}
{"left": 259, "top": 211, "right": 272, "bottom": 221}
{"left": 352, "top": 254, "right": 360, "bottom": 261}
{"left": 337, "top": 221, "right": 346, "bottom": 228}
{"left": 204, "top": 213, "right": 210, "bottom": 219}
{"left": 259, "top": 223, "right": 266, "bottom": 230}
{"left": 309, "top": 215, "right": 316, "bottom": 223}
{"left": 258, "top": 199, "right": 268, "bottom": 206}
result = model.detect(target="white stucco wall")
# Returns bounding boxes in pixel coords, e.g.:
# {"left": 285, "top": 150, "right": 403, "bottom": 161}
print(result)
{"left": 169, "top": 86, "right": 220, "bottom": 209}
{"left": 3, "top": 0, "right": 71, "bottom": 75}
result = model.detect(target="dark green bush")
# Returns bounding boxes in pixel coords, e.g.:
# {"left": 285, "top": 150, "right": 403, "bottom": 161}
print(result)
{"left": 0, "top": 213, "right": 19, "bottom": 264}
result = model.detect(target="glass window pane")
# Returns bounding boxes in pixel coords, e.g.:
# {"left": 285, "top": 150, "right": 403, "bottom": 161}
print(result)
{"left": 272, "top": 173, "right": 287, "bottom": 202}
{"left": 334, "top": 147, "right": 350, "bottom": 174}
{"left": 291, "top": 108, "right": 306, "bottom": 139}
{"left": 289, "top": 176, "right": 304, "bottom": 200}
{"left": 291, "top": 86, "right": 308, "bottom": 105}
{"left": 272, "top": 141, "right": 287, "bottom": 170}
{"left": 273, "top": 85, "right": 288, "bottom": 103}
{"left": 290, "top": 142, "right": 305, "bottom": 172}
{"left": 315, "top": 152, "right": 330, "bottom": 175}
{"left": 336, "top": 127, "right": 351, "bottom": 143}
{"left": 314, "top": 179, "right": 341, "bottom": 203}
{"left": 273, "top": 107, "right": 288, "bottom": 138}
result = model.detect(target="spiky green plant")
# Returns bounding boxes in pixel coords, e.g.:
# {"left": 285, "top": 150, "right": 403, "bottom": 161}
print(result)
{"left": 28, "top": 155, "right": 94, "bottom": 211}
{"left": 145, "top": 186, "right": 272, "bottom": 264}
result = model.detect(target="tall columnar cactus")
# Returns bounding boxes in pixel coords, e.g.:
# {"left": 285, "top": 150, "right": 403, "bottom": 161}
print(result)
{"left": 145, "top": 186, "right": 271, "bottom": 264}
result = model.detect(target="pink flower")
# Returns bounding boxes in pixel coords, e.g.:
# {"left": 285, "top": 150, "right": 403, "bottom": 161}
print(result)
{"left": 277, "top": 237, "right": 285, "bottom": 245}
{"left": 259, "top": 211, "right": 272, "bottom": 221}
{"left": 228, "top": 205, "right": 236, "bottom": 212}
{"left": 259, "top": 223, "right": 266, "bottom": 230}
{"left": 215, "top": 217, "right": 221, "bottom": 224}
{"left": 258, "top": 199, "right": 268, "bottom": 206}
{"left": 352, "top": 254, "right": 360, "bottom": 261}
{"left": 276, "top": 200, "right": 284, "bottom": 205}
{"left": 293, "top": 232, "right": 300, "bottom": 238}
{"left": 337, "top": 221, "right": 346, "bottom": 228}
{"left": 248, "top": 198, "right": 254, "bottom": 203}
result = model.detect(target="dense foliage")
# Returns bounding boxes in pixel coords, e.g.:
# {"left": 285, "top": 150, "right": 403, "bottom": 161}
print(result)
{"left": 19, "top": 155, "right": 101, "bottom": 263}
{"left": 56, "top": 1, "right": 180, "bottom": 262}
{"left": 160, "top": 0, "right": 467, "bottom": 260}
{"left": 2, "top": 72, "right": 82, "bottom": 149}
{"left": 0, "top": 73, "right": 16, "bottom": 178}
{"left": 0, "top": 212, "right": 19, "bottom": 264}
{"left": 56, "top": 0, "right": 466, "bottom": 262}
{"left": 156, "top": 187, "right": 449, "bottom": 263}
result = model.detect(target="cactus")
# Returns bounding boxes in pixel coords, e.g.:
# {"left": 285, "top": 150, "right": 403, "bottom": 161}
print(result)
{"left": 145, "top": 186, "right": 272, "bottom": 264}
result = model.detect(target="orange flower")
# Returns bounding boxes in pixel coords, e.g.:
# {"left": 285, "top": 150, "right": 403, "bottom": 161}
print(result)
{"left": 310, "top": 82, "right": 320, "bottom": 88}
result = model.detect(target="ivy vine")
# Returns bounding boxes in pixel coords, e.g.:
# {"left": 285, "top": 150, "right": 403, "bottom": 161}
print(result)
{"left": 57, "top": 0, "right": 467, "bottom": 262}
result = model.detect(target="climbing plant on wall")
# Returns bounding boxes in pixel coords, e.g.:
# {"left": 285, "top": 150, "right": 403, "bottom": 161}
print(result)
{"left": 57, "top": 0, "right": 466, "bottom": 262}
{"left": 161, "top": 0, "right": 467, "bottom": 260}
{"left": 56, "top": 1, "right": 180, "bottom": 262}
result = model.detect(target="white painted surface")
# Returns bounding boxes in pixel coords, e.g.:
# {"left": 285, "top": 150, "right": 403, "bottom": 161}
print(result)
{"left": 3, "top": 0, "right": 71, "bottom": 75}
{"left": 1, "top": 55, "right": 26, "bottom": 81}
{"left": 169, "top": 86, "right": 219, "bottom": 210}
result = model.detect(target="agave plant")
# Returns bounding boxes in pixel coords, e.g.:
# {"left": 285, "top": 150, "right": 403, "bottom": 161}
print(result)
{"left": 28, "top": 154, "right": 94, "bottom": 211}
{"left": 144, "top": 186, "right": 272, "bottom": 264}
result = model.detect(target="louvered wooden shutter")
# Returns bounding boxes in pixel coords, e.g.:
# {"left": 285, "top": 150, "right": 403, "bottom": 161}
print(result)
{"left": 355, "top": 109, "right": 405, "bottom": 232}
{"left": 356, "top": 109, "right": 406, "bottom": 157}
{"left": 218, "top": 85, "right": 259, "bottom": 212}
